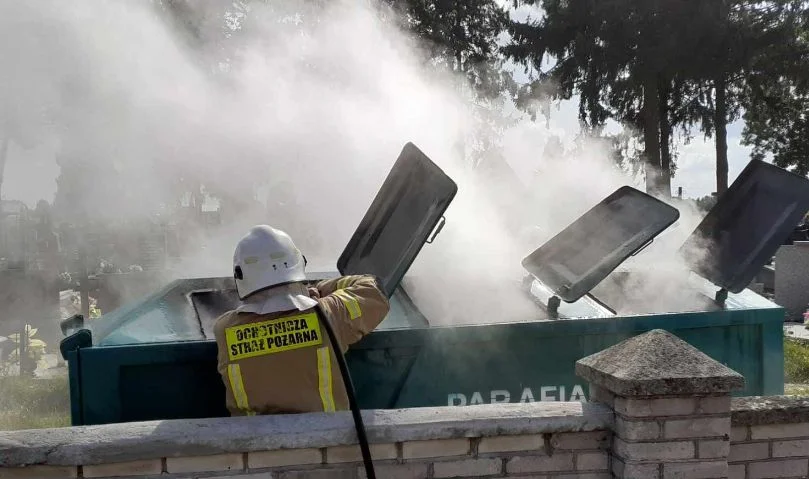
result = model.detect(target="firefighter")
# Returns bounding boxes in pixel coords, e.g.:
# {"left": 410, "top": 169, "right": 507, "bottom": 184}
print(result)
{"left": 213, "top": 225, "right": 390, "bottom": 416}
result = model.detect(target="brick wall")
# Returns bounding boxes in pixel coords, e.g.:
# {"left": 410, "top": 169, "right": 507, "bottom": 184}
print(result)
{"left": 0, "top": 433, "right": 612, "bottom": 479}
{"left": 9, "top": 396, "right": 809, "bottom": 479}
{"left": 0, "top": 402, "right": 613, "bottom": 479}
{"left": 4, "top": 328, "right": 807, "bottom": 479}
{"left": 590, "top": 387, "right": 732, "bottom": 478}
{"left": 729, "top": 396, "right": 809, "bottom": 479}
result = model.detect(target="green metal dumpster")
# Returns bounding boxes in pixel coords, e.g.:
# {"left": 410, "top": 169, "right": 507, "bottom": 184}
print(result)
{"left": 60, "top": 154, "right": 808, "bottom": 426}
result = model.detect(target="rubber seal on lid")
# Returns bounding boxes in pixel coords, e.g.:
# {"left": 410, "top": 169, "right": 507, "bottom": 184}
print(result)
{"left": 679, "top": 159, "right": 809, "bottom": 293}
{"left": 522, "top": 186, "right": 680, "bottom": 303}
{"left": 337, "top": 142, "right": 458, "bottom": 297}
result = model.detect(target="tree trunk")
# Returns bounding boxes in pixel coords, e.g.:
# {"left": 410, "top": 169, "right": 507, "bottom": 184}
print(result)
{"left": 0, "top": 135, "right": 8, "bottom": 201}
{"left": 643, "top": 75, "right": 662, "bottom": 195}
{"left": 658, "top": 78, "right": 672, "bottom": 198}
{"left": 714, "top": 74, "right": 729, "bottom": 195}
{"left": 18, "top": 324, "right": 27, "bottom": 377}
{"left": 0, "top": 136, "right": 8, "bottom": 258}
{"left": 79, "top": 244, "right": 90, "bottom": 321}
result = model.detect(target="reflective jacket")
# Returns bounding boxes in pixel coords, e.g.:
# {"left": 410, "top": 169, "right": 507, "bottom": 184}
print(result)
{"left": 213, "top": 275, "right": 390, "bottom": 415}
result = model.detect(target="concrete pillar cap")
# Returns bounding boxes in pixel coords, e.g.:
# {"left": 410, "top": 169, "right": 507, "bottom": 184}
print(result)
{"left": 575, "top": 329, "right": 745, "bottom": 396}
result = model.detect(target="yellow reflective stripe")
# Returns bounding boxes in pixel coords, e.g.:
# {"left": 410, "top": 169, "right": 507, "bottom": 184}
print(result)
{"left": 228, "top": 363, "right": 255, "bottom": 416}
{"left": 333, "top": 289, "right": 361, "bottom": 320}
{"left": 336, "top": 277, "right": 351, "bottom": 289}
{"left": 317, "top": 347, "right": 336, "bottom": 412}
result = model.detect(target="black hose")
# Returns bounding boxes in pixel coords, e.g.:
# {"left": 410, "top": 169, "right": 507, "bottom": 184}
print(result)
{"left": 314, "top": 305, "right": 376, "bottom": 479}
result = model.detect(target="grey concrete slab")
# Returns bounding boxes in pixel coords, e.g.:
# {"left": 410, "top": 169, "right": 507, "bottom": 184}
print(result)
{"left": 775, "top": 243, "right": 809, "bottom": 321}
{"left": 732, "top": 396, "right": 809, "bottom": 426}
{"left": 784, "top": 323, "right": 809, "bottom": 341}
{"left": 0, "top": 402, "right": 613, "bottom": 467}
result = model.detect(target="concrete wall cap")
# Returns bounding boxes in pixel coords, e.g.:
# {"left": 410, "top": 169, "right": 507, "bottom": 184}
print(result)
{"left": 575, "top": 329, "right": 745, "bottom": 396}
{"left": 732, "top": 396, "right": 809, "bottom": 426}
{"left": 0, "top": 402, "right": 612, "bottom": 467}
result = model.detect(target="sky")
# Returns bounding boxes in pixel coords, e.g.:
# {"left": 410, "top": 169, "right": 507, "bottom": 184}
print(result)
{"left": 0, "top": 2, "right": 754, "bottom": 207}
{"left": 672, "top": 120, "right": 752, "bottom": 198}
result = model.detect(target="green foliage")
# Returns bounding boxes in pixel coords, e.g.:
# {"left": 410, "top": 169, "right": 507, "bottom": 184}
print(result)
{"left": 504, "top": 0, "right": 721, "bottom": 193}
{"left": 0, "top": 376, "right": 70, "bottom": 430}
{"left": 742, "top": 20, "right": 809, "bottom": 175}
{"left": 0, "top": 325, "right": 48, "bottom": 377}
{"left": 785, "top": 337, "right": 809, "bottom": 384}
{"left": 694, "top": 194, "right": 718, "bottom": 213}
{"left": 731, "top": 2, "right": 809, "bottom": 178}
{"left": 785, "top": 383, "right": 809, "bottom": 396}
{"left": 505, "top": 0, "right": 808, "bottom": 195}
{"left": 62, "top": 291, "right": 102, "bottom": 320}
{"left": 382, "top": 0, "right": 514, "bottom": 99}
{"left": 380, "top": 0, "right": 519, "bottom": 169}
{"left": 743, "top": 89, "right": 809, "bottom": 174}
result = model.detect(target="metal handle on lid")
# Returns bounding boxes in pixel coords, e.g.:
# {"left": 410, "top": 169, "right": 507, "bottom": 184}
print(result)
{"left": 631, "top": 238, "right": 655, "bottom": 257}
{"left": 426, "top": 216, "right": 446, "bottom": 244}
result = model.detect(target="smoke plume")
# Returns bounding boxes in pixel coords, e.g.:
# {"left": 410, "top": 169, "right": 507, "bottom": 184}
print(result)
{"left": 0, "top": 0, "right": 716, "bottom": 327}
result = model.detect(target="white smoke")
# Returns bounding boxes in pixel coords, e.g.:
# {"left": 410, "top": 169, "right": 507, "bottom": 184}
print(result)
{"left": 0, "top": 0, "right": 715, "bottom": 326}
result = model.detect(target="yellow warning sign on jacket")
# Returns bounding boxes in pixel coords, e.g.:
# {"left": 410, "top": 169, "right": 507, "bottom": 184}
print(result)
{"left": 225, "top": 312, "right": 322, "bottom": 361}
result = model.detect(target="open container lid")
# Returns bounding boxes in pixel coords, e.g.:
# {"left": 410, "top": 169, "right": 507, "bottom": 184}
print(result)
{"left": 679, "top": 159, "right": 809, "bottom": 293}
{"left": 522, "top": 186, "right": 680, "bottom": 303}
{"left": 337, "top": 142, "right": 458, "bottom": 297}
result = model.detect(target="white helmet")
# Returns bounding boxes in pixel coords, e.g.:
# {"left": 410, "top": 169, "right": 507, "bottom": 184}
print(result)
{"left": 233, "top": 225, "right": 307, "bottom": 300}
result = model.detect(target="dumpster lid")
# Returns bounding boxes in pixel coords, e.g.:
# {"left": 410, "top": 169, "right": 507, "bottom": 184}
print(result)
{"left": 521, "top": 186, "right": 680, "bottom": 303}
{"left": 679, "top": 159, "right": 809, "bottom": 293}
{"left": 337, "top": 142, "right": 458, "bottom": 297}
